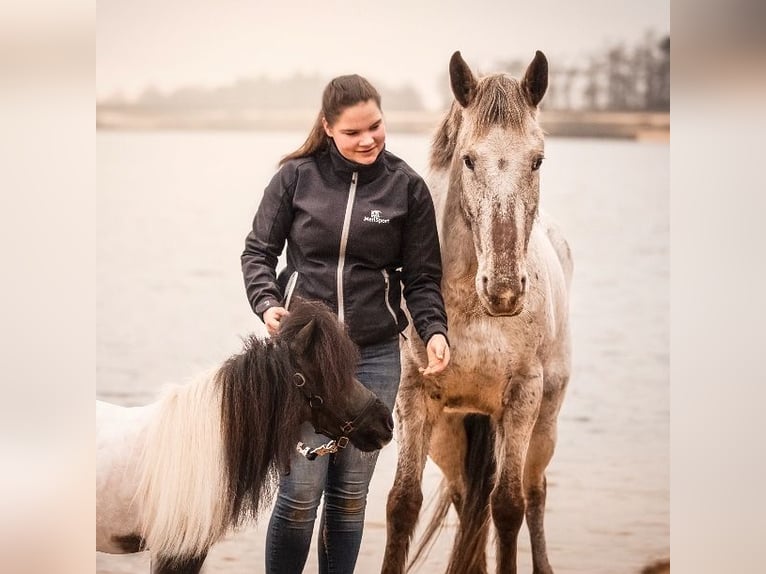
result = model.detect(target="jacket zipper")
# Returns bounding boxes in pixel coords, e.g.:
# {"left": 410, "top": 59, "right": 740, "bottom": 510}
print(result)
{"left": 336, "top": 171, "right": 358, "bottom": 324}
{"left": 381, "top": 269, "right": 399, "bottom": 325}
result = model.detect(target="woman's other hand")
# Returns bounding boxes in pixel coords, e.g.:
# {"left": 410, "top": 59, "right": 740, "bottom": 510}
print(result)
{"left": 420, "top": 334, "right": 450, "bottom": 376}
{"left": 263, "top": 306, "right": 289, "bottom": 336}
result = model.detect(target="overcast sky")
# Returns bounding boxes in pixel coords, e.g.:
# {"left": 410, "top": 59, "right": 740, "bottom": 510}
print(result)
{"left": 97, "top": 0, "right": 669, "bottom": 109}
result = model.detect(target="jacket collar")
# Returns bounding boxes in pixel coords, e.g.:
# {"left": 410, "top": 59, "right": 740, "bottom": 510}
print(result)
{"left": 326, "top": 138, "right": 387, "bottom": 184}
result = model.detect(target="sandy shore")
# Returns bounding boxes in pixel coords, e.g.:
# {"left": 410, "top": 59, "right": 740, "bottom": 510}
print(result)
{"left": 97, "top": 439, "right": 668, "bottom": 574}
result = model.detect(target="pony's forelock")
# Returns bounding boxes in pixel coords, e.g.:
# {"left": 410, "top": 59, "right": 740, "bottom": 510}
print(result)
{"left": 276, "top": 298, "right": 360, "bottom": 404}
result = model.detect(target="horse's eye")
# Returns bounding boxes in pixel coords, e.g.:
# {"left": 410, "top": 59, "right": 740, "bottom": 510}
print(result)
{"left": 532, "top": 157, "right": 544, "bottom": 171}
{"left": 462, "top": 155, "right": 475, "bottom": 171}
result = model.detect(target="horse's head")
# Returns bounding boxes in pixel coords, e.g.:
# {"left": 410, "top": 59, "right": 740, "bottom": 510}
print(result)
{"left": 438, "top": 50, "right": 548, "bottom": 316}
{"left": 278, "top": 299, "right": 394, "bottom": 452}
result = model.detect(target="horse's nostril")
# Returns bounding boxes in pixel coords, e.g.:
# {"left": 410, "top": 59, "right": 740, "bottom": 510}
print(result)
{"left": 521, "top": 275, "right": 528, "bottom": 293}
{"left": 386, "top": 414, "right": 394, "bottom": 431}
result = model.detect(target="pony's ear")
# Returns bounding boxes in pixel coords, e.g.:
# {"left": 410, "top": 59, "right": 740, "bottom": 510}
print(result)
{"left": 522, "top": 50, "right": 548, "bottom": 108}
{"left": 289, "top": 319, "right": 316, "bottom": 356}
{"left": 449, "top": 51, "right": 477, "bottom": 108}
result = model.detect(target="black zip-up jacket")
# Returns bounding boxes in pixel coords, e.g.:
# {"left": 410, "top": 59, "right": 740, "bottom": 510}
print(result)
{"left": 241, "top": 141, "right": 448, "bottom": 347}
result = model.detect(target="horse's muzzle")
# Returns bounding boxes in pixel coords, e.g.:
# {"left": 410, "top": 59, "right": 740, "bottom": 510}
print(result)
{"left": 478, "top": 274, "right": 527, "bottom": 316}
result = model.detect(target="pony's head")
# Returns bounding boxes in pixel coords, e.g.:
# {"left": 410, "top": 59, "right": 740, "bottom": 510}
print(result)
{"left": 275, "top": 298, "right": 394, "bottom": 451}
{"left": 435, "top": 50, "right": 548, "bottom": 316}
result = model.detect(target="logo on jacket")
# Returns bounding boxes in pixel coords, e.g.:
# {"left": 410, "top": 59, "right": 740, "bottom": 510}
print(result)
{"left": 363, "top": 210, "right": 390, "bottom": 224}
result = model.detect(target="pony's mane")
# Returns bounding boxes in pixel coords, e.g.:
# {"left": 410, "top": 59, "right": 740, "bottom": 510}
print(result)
{"left": 431, "top": 73, "right": 530, "bottom": 171}
{"left": 216, "top": 334, "right": 302, "bottom": 527}
{"left": 134, "top": 298, "right": 358, "bottom": 561}
{"left": 218, "top": 298, "right": 358, "bottom": 527}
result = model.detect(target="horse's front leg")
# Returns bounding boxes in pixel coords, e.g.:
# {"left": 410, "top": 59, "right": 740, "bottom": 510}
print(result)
{"left": 151, "top": 552, "right": 208, "bottom": 574}
{"left": 492, "top": 371, "right": 544, "bottom": 574}
{"left": 524, "top": 370, "right": 568, "bottom": 574}
{"left": 382, "top": 369, "right": 440, "bottom": 574}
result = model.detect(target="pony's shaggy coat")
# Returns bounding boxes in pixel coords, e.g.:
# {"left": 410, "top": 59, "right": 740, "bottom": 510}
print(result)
{"left": 97, "top": 299, "right": 391, "bottom": 572}
{"left": 134, "top": 300, "right": 360, "bottom": 560}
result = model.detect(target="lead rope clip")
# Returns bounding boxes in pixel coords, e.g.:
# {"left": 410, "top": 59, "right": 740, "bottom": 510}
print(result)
{"left": 296, "top": 437, "right": 349, "bottom": 460}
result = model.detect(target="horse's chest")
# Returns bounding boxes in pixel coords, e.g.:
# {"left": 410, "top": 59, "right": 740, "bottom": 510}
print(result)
{"left": 435, "top": 320, "right": 534, "bottom": 415}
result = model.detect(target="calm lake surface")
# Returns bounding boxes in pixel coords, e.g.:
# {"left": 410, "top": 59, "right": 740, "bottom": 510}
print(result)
{"left": 97, "top": 130, "right": 668, "bottom": 573}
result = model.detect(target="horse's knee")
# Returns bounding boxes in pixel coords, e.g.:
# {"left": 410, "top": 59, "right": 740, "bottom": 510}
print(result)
{"left": 526, "top": 475, "right": 547, "bottom": 506}
{"left": 491, "top": 487, "right": 525, "bottom": 533}
{"left": 387, "top": 485, "right": 423, "bottom": 529}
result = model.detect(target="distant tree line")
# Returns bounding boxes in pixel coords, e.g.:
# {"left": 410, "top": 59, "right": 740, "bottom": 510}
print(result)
{"left": 102, "top": 73, "right": 426, "bottom": 112}
{"left": 100, "top": 31, "right": 668, "bottom": 114}
{"left": 493, "top": 32, "right": 669, "bottom": 112}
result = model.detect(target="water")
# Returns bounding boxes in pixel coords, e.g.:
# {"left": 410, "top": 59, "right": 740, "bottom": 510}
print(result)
{"left": 97, "top": 130, "right": 668, "bottom": 573}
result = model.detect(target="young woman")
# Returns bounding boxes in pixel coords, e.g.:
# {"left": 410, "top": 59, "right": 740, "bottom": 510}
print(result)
{"left": 241, "top": 74, "right": 450, "bottom": 574}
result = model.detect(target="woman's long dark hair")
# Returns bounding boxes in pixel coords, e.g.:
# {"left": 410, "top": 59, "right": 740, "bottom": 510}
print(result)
{"left": 279, "top": 74, "right": 382, "bottom": 166}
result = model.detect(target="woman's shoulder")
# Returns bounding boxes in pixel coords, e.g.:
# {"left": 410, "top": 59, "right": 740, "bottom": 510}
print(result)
{"left": 272, "top": 155, "right": 319, "bottom": 186}
{"left": 382, "top": 149, "right": 425, "bottom": 185}
{"left": 279, "top": 155, "right": 316, "bottom": 174}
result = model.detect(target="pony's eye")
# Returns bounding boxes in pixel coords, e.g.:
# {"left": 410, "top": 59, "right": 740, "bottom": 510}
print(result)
{"left": 532, "top": 157, "right": 544, "bottom": 171}
{"left": 462, "top": 155, "right": 475, "bottom": 171}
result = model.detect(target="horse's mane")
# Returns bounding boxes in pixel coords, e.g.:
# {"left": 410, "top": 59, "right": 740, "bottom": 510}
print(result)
{"left": 135, "top": 298, "right": 358, "bottom": 561}
{"left": 431, "top": 74, "right": 529, "bottom": 171}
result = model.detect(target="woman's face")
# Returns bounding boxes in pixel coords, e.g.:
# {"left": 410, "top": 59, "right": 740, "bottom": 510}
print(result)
{"left": 323, "top": 99, "right": 386, "bottom": 165}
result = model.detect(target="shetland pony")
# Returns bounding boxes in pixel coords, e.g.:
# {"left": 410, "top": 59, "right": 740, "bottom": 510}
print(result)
{"left": 97, "top": 298, "right": 393, "bottom": 574}
{"left": 382, "top": 51, "right": 573, "bottom": 574}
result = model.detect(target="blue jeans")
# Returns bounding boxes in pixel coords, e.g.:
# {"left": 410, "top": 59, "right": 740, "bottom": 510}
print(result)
{"left": 265, "top": 336, "right": 401, "bottom": 574}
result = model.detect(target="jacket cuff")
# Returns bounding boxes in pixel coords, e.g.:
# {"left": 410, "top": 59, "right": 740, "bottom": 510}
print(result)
{"left": 255, "top": 298, "right": 280, "bottom": 322}
{"left": 422, "top": 326, "right": 450, "bottom": 348}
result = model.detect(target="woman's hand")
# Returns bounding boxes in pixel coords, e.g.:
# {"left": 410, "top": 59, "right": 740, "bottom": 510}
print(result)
{"left": 263, "top": 306, "right": 289, "bottom": 336}
{"left": 420, "top": 333, "right": 450, "bottom": 376}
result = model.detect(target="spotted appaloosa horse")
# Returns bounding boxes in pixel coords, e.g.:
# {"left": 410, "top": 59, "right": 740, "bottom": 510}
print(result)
{"left": 383, "top": 51, "right": 573, "bottom": 574}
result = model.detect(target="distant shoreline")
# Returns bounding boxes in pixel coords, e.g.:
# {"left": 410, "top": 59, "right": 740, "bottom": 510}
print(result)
{"left": 96, "top": 108, "right": 669, "bottom": 141}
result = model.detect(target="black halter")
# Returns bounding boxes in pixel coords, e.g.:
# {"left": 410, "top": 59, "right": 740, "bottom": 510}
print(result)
{"left": 291, "top": 370, "right": 379, "bottom": 460}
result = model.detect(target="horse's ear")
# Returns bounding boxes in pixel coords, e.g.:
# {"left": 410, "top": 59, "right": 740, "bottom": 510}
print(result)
{"left": 449, "top": 51, "right": 477, "bottom": 108}
{"left": 290, "top": 319, "right": 316, "bottom": 356}
{"left": 522, "top": 50, "right": 548, "bottom": 108}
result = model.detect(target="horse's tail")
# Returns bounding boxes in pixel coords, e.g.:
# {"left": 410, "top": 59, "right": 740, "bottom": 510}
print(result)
{"left": 408, "top": 414, "right": 496, "bottom": 574}
{"left": 406, "top": 480, "right": 452, "bottom": 572}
